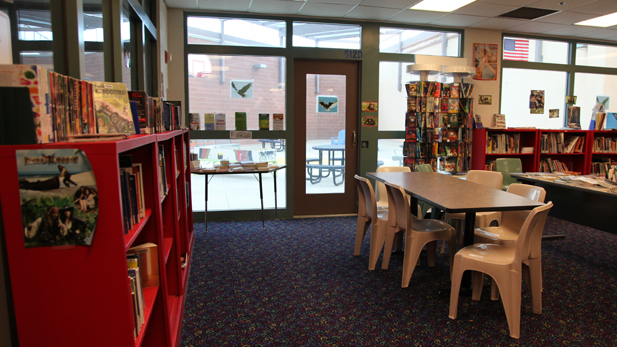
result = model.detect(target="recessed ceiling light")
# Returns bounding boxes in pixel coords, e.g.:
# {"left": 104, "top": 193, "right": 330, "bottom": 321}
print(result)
{"left": 575, "top": 12, "right": 617, "bottom": 27}
{"left": 411, "top": 0, "right": 475, "bottom": 12}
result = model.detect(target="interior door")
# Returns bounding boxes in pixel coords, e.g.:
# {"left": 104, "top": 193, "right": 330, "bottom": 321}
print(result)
{"left": 293, "top": 59, "right": 359, "bottom": 216}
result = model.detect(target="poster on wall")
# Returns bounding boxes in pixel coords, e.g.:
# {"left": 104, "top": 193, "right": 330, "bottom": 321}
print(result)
{"left": 362, "top": 116, "right": 377, "bottom": 127}
{"left": 473, "top": 43, "right": 498, "bottom": 81}
{"left": 17, "top": 149, "right": 98, "bottom": 248}
{"left": 230, "top": 80, "right": 253, "bottom": 99}
{"left": 361, "top": 101, "right": 378, "bottom": 112}
{"left": 317, "top": 95, "right": 338, "bottom": 113}
{"left": 530, "top": 90, "right": 545, "bottom": 114}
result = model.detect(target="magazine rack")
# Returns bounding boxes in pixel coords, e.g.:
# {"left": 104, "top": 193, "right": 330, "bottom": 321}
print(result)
{"left": 0, "top": 130, "right": 193, "bottom": 347}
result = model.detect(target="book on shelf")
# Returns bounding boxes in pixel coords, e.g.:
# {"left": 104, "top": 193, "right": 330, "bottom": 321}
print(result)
{"left": 161, "top": 101, "right": 171, "bottom": 131}
{"left": 120, "top": 155, "right": 140, "bottom": 226}
{"left": 91, "top": 81, "right": 135, "bottom": 135}
{"left": 158, "top": 145, "right": 168, "bottom": 197}
{"left": 204, "top": 113, "right": 215, "bottom": 130}
{"left": 127, "top": 268, "right": 145, "bottom": 327}
{"left": 259, "top": 113, "right": 269, "bottom": 130}
{"left": 129, "top": 101, "right": 141, "bottom": 134}
{"left": 132, "top": 163, "right": 146, "bottom": 219}
{"left": 119, "top": 170, "right": 132, "bottom": 233}
{"left": 189, "top": 113, "right": 202, "bottom": 130}
{"left": 127, "top": 242, "right": 160, "bottom": 287}
{"left": 167, "top": 100, "right": 182, "bottom": 130}
{"left": 128, "top": 275, "right": 141, "bottom": 337}
{"left": 567, "top": 106, "right": 581, "bottom": 129}
{"left": 235, "top": 112, "right": 247, "bottom": 131}
{"left": 493, "top": 114, "right": 506, "bottom": 129}
{"left": 0, "top": 64, "right": 53, "bottom": 143}
{"left": 215, "top": 113, "right": 226, "bottom": 130}
{"left": 128, "top": 90, "right": 153, "bottom": 134}
{"left": 273, "top": 113, "right": 284, "bottom": 130}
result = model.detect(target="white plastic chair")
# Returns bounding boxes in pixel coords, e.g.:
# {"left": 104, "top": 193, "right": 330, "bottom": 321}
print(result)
{"left": 449, "top": 202, "right": 553, "bottom": 339}
{"left": 474, "top": 183, "right": 547, "bottom": 301}
{"left": 375, "top": 166, "right": 411, "bottom": 210}
{"left": 384, "top": 182, "right": 457, "bottom": 286}
{"left": 354, "top": 175, "right": 388, "bottom": 270}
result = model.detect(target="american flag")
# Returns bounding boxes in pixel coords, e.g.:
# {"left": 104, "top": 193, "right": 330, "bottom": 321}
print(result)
{"left": 503, "top": 38, "right": 529, "bottom": 61}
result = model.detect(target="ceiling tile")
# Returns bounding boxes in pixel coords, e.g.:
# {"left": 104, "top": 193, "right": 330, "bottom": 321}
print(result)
{"left": 343, "top": 5, "right": 403, "bottom": 21}
{"left": 360, "top": 0, "right": 418, "bottom": 10}
{"left": 429, "top": 14, "right": 490, "bottom": 27}
{"left": 525, "top": 0, "right": 597, "bottom": 11}
{"left": 475, "top": 0, "right": 538, "bottom": 6}
{"left": 454, "top": 2, "right": 519, "bottom": 17}
{"left": 197, "top": 0, "right": 251, "bottom": 11}
{"left": 167, "top": 0, "right": 197, "bottom": 9}
{"left": 506, "top": 21, "right": 564, "bottom": 33}
{"left": 573, "top": 28, "right": 617, "bottom": 39}
{"left": 388, "top": 9, "right": 448, "bottom": 24}
{"left": 297, "top": 3, "right": 355, "bottom": 17}
{"left": 249, "top": 0, "right": 305, "bottom": 15}
{"left": 305, "top": 0, "right": 364, "bottom": 5}
{"left": 469, "top": 17, "right": 526, "bottom": 30}
{"left": 535, "top": 10, "right": 596, "bottom": 25}
{"left": 569, "top": 0, "right": 617, "bottom": 15}
{"left": 542, "top": 25, "right": 596, "bottom": 37}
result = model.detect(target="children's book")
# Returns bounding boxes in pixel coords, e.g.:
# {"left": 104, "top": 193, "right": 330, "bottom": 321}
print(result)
{"left": 407, "top": 98, "right": 418, "bottom": 112}
{"left": 235, "top": 112, "right": 247, "bottom": 130}
{"left": 259, "top": 113, "right": 269, "bottom": 130}
{"left": 405, "top": 82, "right": 417, "bottom": 97}
{"left": 204, "top": 113, "right": 214, "bottom": 130}
{"left": 406, "top": 112, "right": 418, "bottom": 128}
{"left": 451, "top": 83, "right": 460, "bottom": 98}
{"left": 189, "top": 113, "right": 202, "bottom": 130}
{"left": 91, "top": 81, "right": 135, "bottom": 134}
{"left": 448, "top": 98, "right": 459, "bottom": 113}
{"left": 215, "top": 113, "right": 226, "bottom": 130}
{"left": 273, "top": 113, "right": 284, "bottom": 130}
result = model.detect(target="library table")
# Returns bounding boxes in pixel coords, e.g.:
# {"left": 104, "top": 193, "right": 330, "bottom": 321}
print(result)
{"left": 512, "top": 173, "right": 617, "bottom": 235}
{"left": 191, "top": 165, "right": 286, "bottom": 232}
{"left": 366, "top": 171, "right": 544, "bottom": 292}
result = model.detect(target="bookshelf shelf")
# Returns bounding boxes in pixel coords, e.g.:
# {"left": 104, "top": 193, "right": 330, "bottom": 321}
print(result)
{"left": 472, "top": 128, "right": 539, "bottom": 172}
{"left": 0, "top": 130, "right": 193, "bottom": 347}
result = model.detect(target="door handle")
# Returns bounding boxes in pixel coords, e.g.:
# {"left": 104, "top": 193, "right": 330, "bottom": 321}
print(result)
{"left": 352, "top": 131, "right": 357, "bottom": 147}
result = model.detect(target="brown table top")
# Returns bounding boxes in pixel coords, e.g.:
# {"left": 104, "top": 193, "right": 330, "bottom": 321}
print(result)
{"left": 367, "top": 171, "right": 544, "bottom": 214}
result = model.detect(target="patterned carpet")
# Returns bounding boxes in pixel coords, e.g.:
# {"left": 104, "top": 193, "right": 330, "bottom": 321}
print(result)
{"left": 180, "top": 216, "right": 617, "bottom": 346}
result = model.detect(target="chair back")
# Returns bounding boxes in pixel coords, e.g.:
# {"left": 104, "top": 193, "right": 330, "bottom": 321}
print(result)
{"left": 415, "top": 164, "right": 433, "bottom": 172}
{"left": 466, "top": 170, "right": 503, "bottom": 190}
{"left": 495, "top": 158, "right": 523, "bottom": 190}
{"left": 384, "top": 182, "right": 411, "bottom": 233}
{"left": 501, "top": 184, "right": 546, "bottom": 231}
{"left": 355, "top": 175, "right": 377, "bottom": 220}
{"left": 331, "top": 129, "right": 345, "bottom": 145}
{"left": 375, "top": 166, "right": 411, "bottom": 206}
{"left": 514, "top": 202, "right": 553, "bottom": 263}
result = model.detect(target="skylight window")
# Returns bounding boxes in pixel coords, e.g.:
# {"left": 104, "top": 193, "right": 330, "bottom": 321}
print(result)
{"left": 575, "top": 12, "right": 617, "bottom": 28}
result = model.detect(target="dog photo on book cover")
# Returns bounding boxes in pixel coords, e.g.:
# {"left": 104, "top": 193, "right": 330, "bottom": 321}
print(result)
{"left": 17, "top": 148, "right": 98, "bottom": 248}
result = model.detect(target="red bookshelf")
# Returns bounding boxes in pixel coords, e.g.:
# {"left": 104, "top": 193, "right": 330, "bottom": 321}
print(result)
{"left": 472, "top": 128, "right": 539, "bottom": 172}
{"left": 0, "top": 130, "right": 192, "bottom": 347}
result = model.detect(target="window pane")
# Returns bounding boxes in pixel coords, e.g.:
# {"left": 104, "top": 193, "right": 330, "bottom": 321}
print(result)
{"left": 190, "top": 139, "right": 286, "bottom": 212}
{"left": 380, "top": 27, "right": 460, "bottom": 57}
{"left": 576, "top": 43, "right": 617, "bottom": 68}
{"left": 188, "top": 54, "right": 286, "bottom": 130}
{"left": 500, "top": 68, "right": 567, "bottom": 129}
{"left": 20, "top": 51, "right": 53, "bottom": 68}
{"left": 187, "top": 17, "right": 286, "bottom": 48}
{"left": 573, "top": 73, "right": 617, "bottom": 130}
{"left": 121, "top": 10, "right": 131, "bottom": 90}
{"left": 83, "top": 11, "right": 103, "bottom": 42}
{"left": 378, "top": 139, "right": 405, "bottom": 167}
{"left": 293, "top": 22, "right": 360, "bottom": 49}
{"left": 84, "top": 52, "right": 104, "bottom": 81}
{"left": 503, "top": 37, "right": 568, "bottom": 64}
{"left": 378, "top": 61, "right": 414, "bottom": 131}
{"left": 18, "top": 9, "right": 52, "bottom": 41}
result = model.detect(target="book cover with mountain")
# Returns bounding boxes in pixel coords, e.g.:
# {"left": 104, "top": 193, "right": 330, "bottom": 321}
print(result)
{"left": 91, "top": 82, "right": 135, "bottom": 134}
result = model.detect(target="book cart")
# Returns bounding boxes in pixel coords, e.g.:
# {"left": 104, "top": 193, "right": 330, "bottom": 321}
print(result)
{"left": 0, "top": 130, "right": 193, "bottom": 347}
{"left": 588, "top": 130, "right": 617, "bottom": 177}
{"left": 471, "top": 128, "right": 539, "bottom": 172}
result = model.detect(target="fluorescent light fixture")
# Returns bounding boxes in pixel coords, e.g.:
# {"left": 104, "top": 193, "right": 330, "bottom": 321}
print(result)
{"left": 411, "top": 0, "right": 475, "bottom": 12}
{"left": 575, "top": 12, "right": 617, "bottom": 27}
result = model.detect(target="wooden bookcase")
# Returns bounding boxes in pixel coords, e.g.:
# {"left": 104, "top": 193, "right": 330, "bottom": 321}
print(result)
{"left": 0, "top": 130, "right": 193, "bottom": 347}
{"left": 472, "top": 128, "right": 539, "bottom": 172}
{"left": 588, "top": 130, "right": 617, "bottom": 177}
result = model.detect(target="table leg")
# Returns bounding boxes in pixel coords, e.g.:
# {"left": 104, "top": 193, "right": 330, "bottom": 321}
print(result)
{"left": 273, "top": 170, "right": 278, "bottom": 220}
{"left": 205, "top": 173, "right": 209, "bottom": 233}
{"left": 259, "top": 172, "right": 265, "bottom": 229}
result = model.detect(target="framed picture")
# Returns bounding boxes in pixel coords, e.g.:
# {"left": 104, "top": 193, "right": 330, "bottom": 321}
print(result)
{"left": 362, "top": 116, "right": 377, "bottom": 127}
{"left": 473, "top": 43, "right": 498, "bottom": 81}
{"left": 479, "top": 95, "right": 492, "bottom": 105}
{"left": 230, "top": 80, "right": 253, "bottom": 99}
{"left": 361, "top": 101, "right": 378, "bottom": 112}
{"left": 317, "top": 95, "right": 338, "bottom": 113}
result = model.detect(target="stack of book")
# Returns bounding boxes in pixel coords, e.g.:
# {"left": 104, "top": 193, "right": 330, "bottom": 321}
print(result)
{"left": 126, "top": 242, "right": 159, "bottom": 338}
